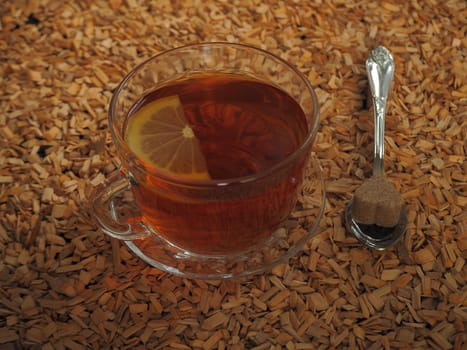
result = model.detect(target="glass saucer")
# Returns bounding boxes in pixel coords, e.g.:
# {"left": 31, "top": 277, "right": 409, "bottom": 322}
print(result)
{"left": 110, "top": 157, "right": 325, "bottom": 279}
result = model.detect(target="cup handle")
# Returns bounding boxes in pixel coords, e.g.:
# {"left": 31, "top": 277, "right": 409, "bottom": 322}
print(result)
{"left": 91, "top": 170, "right": 151, "bottom": 240}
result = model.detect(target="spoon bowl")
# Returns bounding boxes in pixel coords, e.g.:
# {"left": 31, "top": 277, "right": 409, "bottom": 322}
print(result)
{"left": 345, "top": 200, "right": 407, "bottom": 250}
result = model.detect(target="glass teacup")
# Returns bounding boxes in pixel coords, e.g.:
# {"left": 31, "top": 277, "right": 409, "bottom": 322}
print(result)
{"left": 91, "top": 43, "right": 325, "bottom": 279}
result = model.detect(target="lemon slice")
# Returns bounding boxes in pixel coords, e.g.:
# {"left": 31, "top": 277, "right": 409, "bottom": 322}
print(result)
{"left": 125, "top": 95, "right": 210, "bottom": 180}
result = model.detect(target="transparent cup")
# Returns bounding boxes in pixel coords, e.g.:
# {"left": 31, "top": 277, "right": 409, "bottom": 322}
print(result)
{"left": 91, "top": 43, "right": 325, "bottom": 279}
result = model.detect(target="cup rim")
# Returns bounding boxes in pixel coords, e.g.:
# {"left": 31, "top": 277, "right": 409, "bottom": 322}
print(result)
{"left": 109, "top": 42, "right": 320, "bottom": 187}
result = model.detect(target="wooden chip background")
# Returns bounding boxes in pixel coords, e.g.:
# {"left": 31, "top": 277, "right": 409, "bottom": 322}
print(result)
{"left": 1, "top": 0, "right": 466, "bottom": 349}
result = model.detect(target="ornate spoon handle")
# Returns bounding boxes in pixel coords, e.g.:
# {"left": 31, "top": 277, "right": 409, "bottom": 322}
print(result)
{"left": 366, "top": 46, "right": 395, "bottom": 176}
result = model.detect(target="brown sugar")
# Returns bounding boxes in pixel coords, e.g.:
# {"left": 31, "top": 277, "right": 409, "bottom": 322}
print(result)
{"left": 352, "top": 175, "right": 403, "bottom": 227}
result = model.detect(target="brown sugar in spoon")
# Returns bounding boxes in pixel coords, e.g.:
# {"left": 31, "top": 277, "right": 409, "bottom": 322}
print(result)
{"left": 345, "top": 46, "right": 407, "bottom": 250}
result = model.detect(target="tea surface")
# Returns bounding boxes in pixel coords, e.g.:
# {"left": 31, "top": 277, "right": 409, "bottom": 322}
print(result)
{"left": 125, "top": 73, "right": 308, "bottom": 180}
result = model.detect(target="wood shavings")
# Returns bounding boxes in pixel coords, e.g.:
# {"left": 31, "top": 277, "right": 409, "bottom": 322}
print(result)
{"left": 0, "top": 0, "right": 465, "bottom": 349}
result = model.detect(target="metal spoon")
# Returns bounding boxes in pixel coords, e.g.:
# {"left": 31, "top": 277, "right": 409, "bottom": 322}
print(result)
{"left": 345, "top": 46, "right": 407, "bottom": 250}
